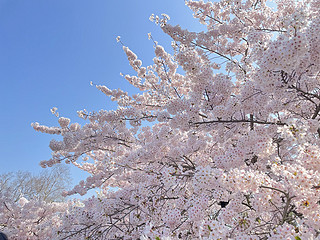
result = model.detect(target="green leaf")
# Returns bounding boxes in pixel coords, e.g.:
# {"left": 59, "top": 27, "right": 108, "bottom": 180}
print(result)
{"left": 156, "top": 237, "right": 161, "bottom": 240}
{"left": 295, "top": 236, "right": 302, "bottom": 240}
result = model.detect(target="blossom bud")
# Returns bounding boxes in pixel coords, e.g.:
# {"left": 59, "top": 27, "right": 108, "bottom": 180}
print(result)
{"left": 58, "top": 117, "right": 70, "bottom": 128}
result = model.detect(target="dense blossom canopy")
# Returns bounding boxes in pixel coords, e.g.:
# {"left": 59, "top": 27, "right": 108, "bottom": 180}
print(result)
{"left": 2, "top": 0, "right": 320, "bottom": 239}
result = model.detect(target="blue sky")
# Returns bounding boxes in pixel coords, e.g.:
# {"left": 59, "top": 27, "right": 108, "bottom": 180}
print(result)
{"left": 0, "top": 0, "right": 203, "bottom": 188}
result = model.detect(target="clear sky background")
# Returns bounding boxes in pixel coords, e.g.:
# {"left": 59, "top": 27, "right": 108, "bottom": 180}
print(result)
{"left": 0, "top": 0, "right": 203, "bottom": 190}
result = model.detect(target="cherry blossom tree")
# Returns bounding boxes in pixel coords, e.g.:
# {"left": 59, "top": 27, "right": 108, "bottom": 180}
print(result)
{"left": 0, "top": 193, "right": 69, "bottom": 240}
{"left": 22, "top": 0, "right": 320, "bottom": 238}
{"left": 0, "top": 165, "right": 71, "bottom": 239}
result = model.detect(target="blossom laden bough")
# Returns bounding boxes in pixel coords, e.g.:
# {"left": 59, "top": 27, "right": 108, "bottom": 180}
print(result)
{"left": 3, "top": 0, "right": 320, "bottom": 239}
